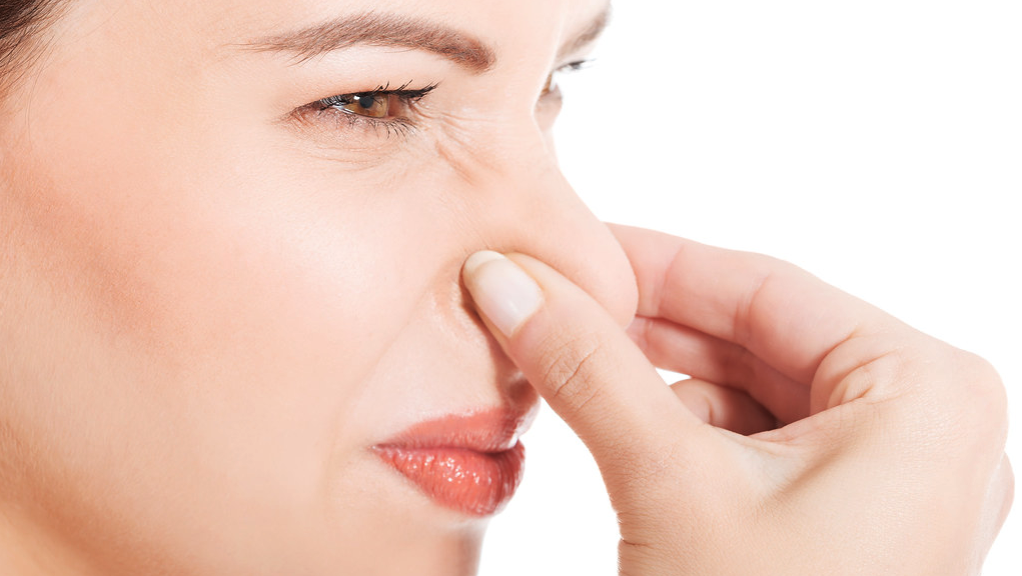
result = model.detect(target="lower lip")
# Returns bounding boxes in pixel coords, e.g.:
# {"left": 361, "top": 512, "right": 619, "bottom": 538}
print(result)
{"left": 374, "top": 443, "right": 525, "bottom": 517}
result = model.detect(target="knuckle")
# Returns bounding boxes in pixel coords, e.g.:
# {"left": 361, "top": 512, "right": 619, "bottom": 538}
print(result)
{"left": 535, "top": 328, "right": 609, "bottom": 415}
{"left": 951, "top": 349, "right": 1009, "bottom": 435}
{"left": 998, "top": 455, "right": 1015, "bottom": 525}
{"left": 730, "top": 252, "right": 808, "bottom": 345}
{"left": 731, "top": 261, "right": 775, "bottom": 346}
{"left": 957, "top": 350, "right": 1004, "bottom": 391}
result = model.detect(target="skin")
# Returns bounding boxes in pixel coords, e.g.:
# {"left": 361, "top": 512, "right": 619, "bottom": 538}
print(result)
{"left": 0, "top": 0, "right": 630, "bottom": 574}
{"left": 463, "top": 229, "right": 1014, "bottom": 575}
{"left": 0, "top": 1, "right": 1012, "bottom": 576}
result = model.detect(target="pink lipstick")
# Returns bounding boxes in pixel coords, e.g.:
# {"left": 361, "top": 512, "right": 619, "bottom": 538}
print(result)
{"left": 373, "top": 409, "right": 532, "bottom": 516}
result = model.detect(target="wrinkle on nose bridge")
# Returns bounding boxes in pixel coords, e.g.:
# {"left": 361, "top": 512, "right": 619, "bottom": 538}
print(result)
{"left": 434, "top": 137, "right": 480, "bottom": 186}
{"left": 430, "top": 112, "right": 552, "bottom": 189}
{"left": 431, "top": 124, "right": 499, "bottom": 187}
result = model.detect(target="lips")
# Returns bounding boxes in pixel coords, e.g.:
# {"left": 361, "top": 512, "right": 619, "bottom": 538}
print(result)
{"left": 373, "top": 408, "right": 534, "bottom": 516}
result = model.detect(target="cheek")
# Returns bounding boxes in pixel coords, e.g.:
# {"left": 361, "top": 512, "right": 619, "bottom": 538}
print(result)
{"left": 6, "top": 126, "right": 431, "bottom": 467}
{"left": 19, "top": 142, "right": 430, "bottom": 403}
{"left": 2, "top": 132, "right": 473, "bottom": 565}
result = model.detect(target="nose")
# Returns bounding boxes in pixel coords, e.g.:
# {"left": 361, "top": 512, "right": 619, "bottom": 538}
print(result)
{"left": 450, "top": 127, "right": 639, "bottom": 329}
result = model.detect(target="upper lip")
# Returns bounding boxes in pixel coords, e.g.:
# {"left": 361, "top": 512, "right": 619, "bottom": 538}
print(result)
{"left": 375, "top": 406, "right": 538, "bottom": 453}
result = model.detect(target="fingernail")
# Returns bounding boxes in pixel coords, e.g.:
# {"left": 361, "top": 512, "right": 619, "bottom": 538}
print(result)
{"left": 462, "top": 251, "right": 543, "bottom": 337}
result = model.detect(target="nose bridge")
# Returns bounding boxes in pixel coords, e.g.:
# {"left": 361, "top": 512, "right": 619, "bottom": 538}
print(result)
{"left": 462, "top": 125, "right": 639, "bottom": 328}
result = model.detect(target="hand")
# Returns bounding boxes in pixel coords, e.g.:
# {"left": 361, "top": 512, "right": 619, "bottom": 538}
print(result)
{"left": 461, "top": 224, "right": 1013, "bottom": 575}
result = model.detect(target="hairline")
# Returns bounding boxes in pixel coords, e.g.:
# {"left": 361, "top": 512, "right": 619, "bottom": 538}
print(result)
{"left": 0, "top": 0, "right": 72, "bottom": 101}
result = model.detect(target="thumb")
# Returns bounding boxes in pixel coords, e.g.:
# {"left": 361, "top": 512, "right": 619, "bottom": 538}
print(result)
{"left": 461, "top": 251, "right": 708, "bottom": 469}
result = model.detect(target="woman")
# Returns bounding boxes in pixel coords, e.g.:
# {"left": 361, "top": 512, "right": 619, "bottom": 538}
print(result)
{"left": 0, "top": 1, "right": 1012, "bottom": 575}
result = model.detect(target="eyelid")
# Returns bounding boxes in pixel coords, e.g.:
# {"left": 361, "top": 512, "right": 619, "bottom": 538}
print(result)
{"left": 314, "top": 82, "right": 439, "bottom": 112}
{"left": 541, "top": 58, "right": 594, "bottom": 98}
{"left": 558, "top": 58, "right": 595, "bottom": 72}
{"left": 289, "top": 81, "right": 439, "bottom": 137}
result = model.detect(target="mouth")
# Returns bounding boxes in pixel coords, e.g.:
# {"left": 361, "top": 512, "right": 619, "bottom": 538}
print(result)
{"left": 372, "top": 408, "right": 535, "bottom": 517}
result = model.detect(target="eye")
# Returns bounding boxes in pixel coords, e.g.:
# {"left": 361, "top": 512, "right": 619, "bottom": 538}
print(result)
{"left": 540, "top": 60, "right": 592, "bottom": 100}
{"left": 309, "top": 82, "right": 438, "bottom": 126}
{"left": 323, "top": 92, "right": 398, "bottom": 119}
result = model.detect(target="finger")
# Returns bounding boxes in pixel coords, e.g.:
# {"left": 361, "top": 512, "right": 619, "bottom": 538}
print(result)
{"left": 669, "top": 378, "right": 779, "bottom": 435}
{"left": 460, "top": 251, "right": 713, "bottom": 468}
{"left": 607, "top": 223, "right": 912, "bottom": 407}
{"left": 628, "top": 316, "right": 809, "bottom": 424}
{"left": 987, "top": 453, "right": 1014, "bottom": 539}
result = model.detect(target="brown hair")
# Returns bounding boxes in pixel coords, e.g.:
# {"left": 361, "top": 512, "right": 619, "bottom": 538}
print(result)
{"left": 0, "top": 0, "right": 63, "bottom": 95}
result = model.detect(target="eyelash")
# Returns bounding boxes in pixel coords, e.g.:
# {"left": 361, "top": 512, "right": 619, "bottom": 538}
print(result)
{"left": 309, "top": 81, "right": 439, "bottom": 136}
{"left": 558, "top": 59, "right": 592, "bottom": 75}
{"left": 307, "top": 59, "right": 593, "bottom": 136}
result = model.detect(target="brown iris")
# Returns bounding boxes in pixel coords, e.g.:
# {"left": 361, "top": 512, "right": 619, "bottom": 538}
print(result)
{"left": 338, "top": 93, "right": 395, "bottom": 118}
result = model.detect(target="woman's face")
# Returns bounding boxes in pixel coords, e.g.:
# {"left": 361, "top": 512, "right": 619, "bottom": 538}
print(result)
{"left": 0, "top": 0, "right": 634, "bottom": 574}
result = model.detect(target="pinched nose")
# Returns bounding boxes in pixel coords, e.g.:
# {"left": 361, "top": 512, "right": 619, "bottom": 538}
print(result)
{"left": 450, "top": 142, "right": 639, "bottom": 331}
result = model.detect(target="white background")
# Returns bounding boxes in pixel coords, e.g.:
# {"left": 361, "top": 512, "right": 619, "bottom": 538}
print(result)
{"left": 480, "top": 0, "right": 1021, "bottom": 574}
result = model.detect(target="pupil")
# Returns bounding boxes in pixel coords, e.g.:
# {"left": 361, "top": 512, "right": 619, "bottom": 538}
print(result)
{"left": 357, "top": 94, "right": 376, "bottom": 109}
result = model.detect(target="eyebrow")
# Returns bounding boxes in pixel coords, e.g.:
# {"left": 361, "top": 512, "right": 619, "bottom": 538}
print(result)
{"left": 557, "top": 7, "right": 611, "bottom": 62}
{"left": 244, "top": 7, "right": 611, "bottom": 74}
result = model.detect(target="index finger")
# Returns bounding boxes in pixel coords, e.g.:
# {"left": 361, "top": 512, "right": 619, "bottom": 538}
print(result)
{"left": 608, "top": 224, "right": 907, "bottom": 391}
